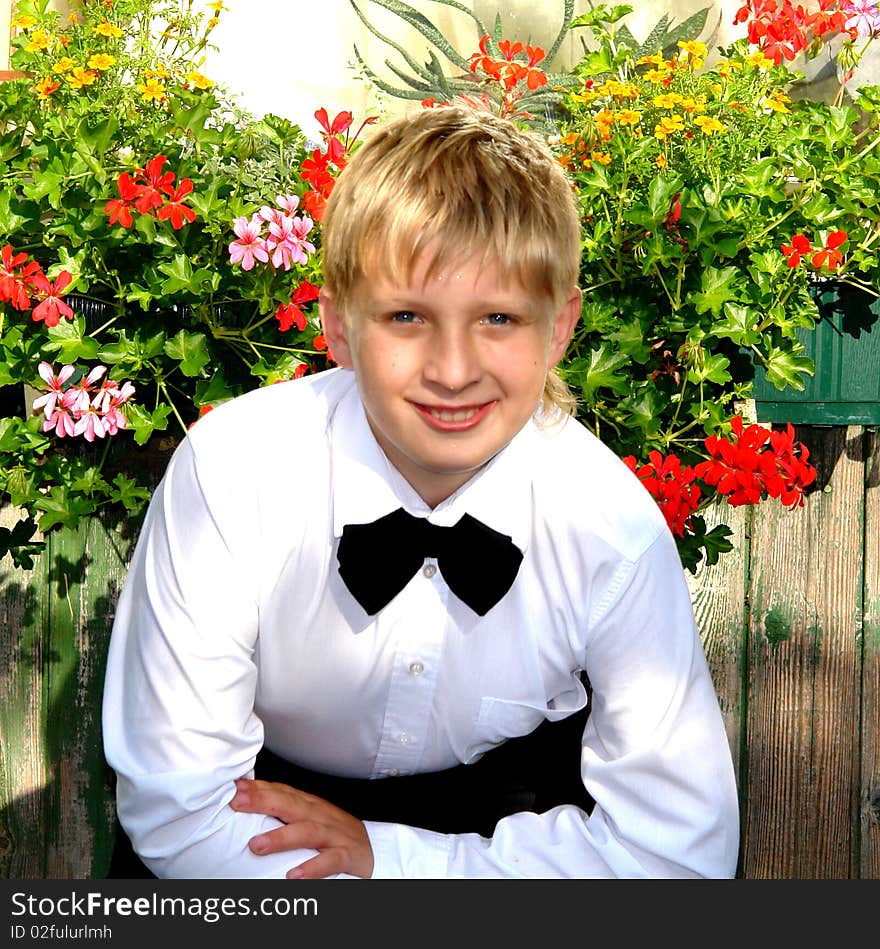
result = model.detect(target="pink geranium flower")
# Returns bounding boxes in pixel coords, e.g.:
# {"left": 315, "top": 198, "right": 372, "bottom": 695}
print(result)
{"left": 73, "top": 406, "right": 107, "bottom": 442}
{"left": 266, "top": 214, "right": 316, "bottom": 270}
{"left": 844, "top": 0, "right": 880, "bottom": 37}
{"left": 32, "top": 361, "right": 76, "bottom": 418}
{"left": 63, "top": 365, "right": 107, "bottom": 415}
{"left": 43, "top": 406, "right": 77, "bottom": 438}
{"left": 228, "top": 214, "right": 269, "bottom": 271}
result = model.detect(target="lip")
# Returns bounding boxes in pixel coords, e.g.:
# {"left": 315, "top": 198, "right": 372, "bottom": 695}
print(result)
{"left": 413, "top": 401, "right": 496, "bottom": 432}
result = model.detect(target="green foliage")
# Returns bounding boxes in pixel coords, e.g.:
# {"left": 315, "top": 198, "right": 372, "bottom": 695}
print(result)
{"left": 1, "top": 1, "right": 337, "bottom": 564}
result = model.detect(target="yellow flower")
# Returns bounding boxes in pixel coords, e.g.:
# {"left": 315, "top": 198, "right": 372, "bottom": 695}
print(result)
{"left": 679, "top": 96, "right": 706, "bottom": 114}
{"left": 594, "top": 109, "right": 616, "bottom": 140}
{"left": 12, "top": 14, "right": 38, "bottom": 29}
{"left": 748, "top": 51, "right": 775, "bottom": 70}
{"left": 68, "top": 12, "right": 80, "bottom": 25}
{"left": 678, "top": 40, "right": 707, "bottom": 66}
{"left": 52, "top": 57, "right": 77, "bottom": 74}
{"left": 637, "top": 52, "right": 666, "bottom": 67}
{"left": 88, "top": 53, "right": 117, "bottom": 71}
{"left": 137, "top": 78, "right": 166, "bottom": 102}
{"left": 653, "top": 93, "right": 682, "bottom": 109}
{"left": 654, "top": 115, "right": 684, "bottom": 141}
{"left": 694, "top": 115, "right": 725, "bottom": 135}
{"left": 185, "top": 71, "right": 214, "bottom": 90}
{"left": 66, "top": 67, "right": 98, "bottom": 89}
{"left": 715, "top": 59, "right": 743, "bottom": 81}
{"left": 644, "top": 68, "right": 672, "bottom": 84}
{"left": 616, "top": 109, "right": 642, "bottom": 127}
{"left": 94, "top": 20, "right": 124, "bottom": 39}
{"left": 570, "top": 88, "right": 599, "bottom": 104}
{"left": 762, "top": 95, "right": 791, "bottom": 114}
{"left": 208, "top": 1, "right": 228, "bottom": 11}
{"left": 35, "top": 77, "right": 60, "bottom": 99}
{"left": 207, "top": 17, "right": 220, "bottom": 29}
{"left": 591, "top": 151, "right": 612, "bottom": 165}
{"left": 597, "top": 79, "right": 638, "bottom": 99}
{"left": 25, "top": 29, "right": 52, "bottom": 52}
{"left": 145, "top": 63, "right": 171, "bottom": 80}
{"left": 655, "top": 153, "right": 668, "bottom": 169}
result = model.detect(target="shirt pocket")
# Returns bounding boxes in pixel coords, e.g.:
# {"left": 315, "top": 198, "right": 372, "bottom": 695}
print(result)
{"left": 463, "top": 674, "right": 589, "bottom": 764}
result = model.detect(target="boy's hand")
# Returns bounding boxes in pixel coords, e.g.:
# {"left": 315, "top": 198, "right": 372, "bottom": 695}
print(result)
{"left": 229, "top": 778, "right": 374, "bottom": 879}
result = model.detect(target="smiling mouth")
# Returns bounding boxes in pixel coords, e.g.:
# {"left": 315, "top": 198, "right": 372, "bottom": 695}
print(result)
{"left": 414, "top": 401, "right": 495, "bottom": 430}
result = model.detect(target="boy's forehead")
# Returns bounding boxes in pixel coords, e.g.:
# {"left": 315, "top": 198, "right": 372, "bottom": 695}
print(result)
{"left": 354, "top": 250, "right": 534, "bottom": 299}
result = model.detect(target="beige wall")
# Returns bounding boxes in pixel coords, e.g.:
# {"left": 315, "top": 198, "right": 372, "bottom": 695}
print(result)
{"left": 202, "top": 1, "right": 744, "bottom": 139}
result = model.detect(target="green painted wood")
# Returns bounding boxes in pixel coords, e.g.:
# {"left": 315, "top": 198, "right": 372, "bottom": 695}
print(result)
{"left": 0, "top": 507, "right": 131, "bottom": 879}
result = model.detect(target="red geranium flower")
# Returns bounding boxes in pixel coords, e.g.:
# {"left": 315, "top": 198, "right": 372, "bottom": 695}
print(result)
{"left": 157, "top": 178, "right": 197, "bottom": 229}
{"left": 30, "top": 270, "right": 75, "bottom": 327}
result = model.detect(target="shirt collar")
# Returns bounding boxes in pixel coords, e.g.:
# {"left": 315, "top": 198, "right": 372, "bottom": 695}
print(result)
{"left": 330, "top": 373, "right": 534, "bottom": 554}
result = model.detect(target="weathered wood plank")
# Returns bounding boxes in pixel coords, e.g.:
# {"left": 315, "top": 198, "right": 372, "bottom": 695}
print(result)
{"left": 43, "top": 517, "right": 130, "bottom": 878}
{"left": 687, "top": 502, "right": 749, "bottom": 786}
{"left": 0, "top": 507, "right": 131, "bottom": 879}
{"left": 743, "top": 425, "right": 864, "bottom": 878}
{"left": 0, "top": 505, "right": 50, "bottom": 878}
{"left": 862, "top": 429, "right": 880, "bottom": 879}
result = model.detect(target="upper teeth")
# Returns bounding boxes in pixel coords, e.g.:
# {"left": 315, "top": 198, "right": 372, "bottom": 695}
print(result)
{"left": 429, "top": 407, "right": 478, "bottom": 421}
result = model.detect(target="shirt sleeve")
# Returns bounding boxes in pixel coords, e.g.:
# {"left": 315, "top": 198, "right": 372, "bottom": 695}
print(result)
{"left": 363, "top": 528, "right": 740, "bottom": 879}
{"left": 102, "top": 437, "right": 325, "bottom": 879}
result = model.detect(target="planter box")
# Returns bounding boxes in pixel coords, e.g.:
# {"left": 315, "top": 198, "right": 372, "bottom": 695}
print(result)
{"left": 752, "top": 281, "right": 880, "bottom": 426}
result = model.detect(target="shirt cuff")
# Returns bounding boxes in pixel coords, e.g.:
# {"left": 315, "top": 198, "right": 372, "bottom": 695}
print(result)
{"left": 364, "top": 821, "right": 453, "bottom": 879}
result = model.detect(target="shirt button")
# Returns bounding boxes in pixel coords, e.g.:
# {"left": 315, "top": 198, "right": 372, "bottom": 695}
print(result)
{"left": 386, "top": 769, "right": 400, "bottom": 777}
{"left": 408, "top": 661, "right": 425, "bottom": 676}
{"left": 422, "top": 563, "right": 437, "bottom": 578}
{"left": 397, "top": 733, "right": 411, "bottom": 744}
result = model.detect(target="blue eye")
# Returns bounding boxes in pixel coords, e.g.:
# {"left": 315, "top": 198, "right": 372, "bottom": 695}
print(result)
{"left": 484, "top": 313, "right": 512, "bottom": 325}
{"left": 391, "top": 311, "right": 419, "bottom": 323}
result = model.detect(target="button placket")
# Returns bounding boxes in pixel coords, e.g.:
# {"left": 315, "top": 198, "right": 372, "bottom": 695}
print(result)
{"left": 371, "top": 573, "right": 446, "bottom": 779}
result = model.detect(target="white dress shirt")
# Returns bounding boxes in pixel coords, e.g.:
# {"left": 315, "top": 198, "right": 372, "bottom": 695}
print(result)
{"left": 102, "top": 368, "right": 740, "bottom": 878}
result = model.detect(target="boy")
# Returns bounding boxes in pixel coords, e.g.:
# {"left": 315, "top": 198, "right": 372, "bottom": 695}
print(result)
{"left": 102, "top": 106, "right": 739, "bottom": 879}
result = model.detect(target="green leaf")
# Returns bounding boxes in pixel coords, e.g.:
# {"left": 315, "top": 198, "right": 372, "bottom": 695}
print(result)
{"left": 42, "top": 317, "right": 101, "bottom": 363}
{"left": 126, "top": 403, "right": 173, "bottom": 446}
{"left": 689, "top": 266, "right": 739, "bottom": 316}
{"left": 688, "top": 353, "right": 731, "bottom": 385}
{"left": 0, "top": 516, "right": 42, "bottom": 571}
{"left": 573, "top": 342, "right": 631, "bottom": 400}
{"left": 760, "top": 346, "right": 816, "bottom": 390}
{"left": 709, "top": 302, "right": 760, "bottom": 347}
{"left": 35, "top": 485, "right": 98, "bottom": 532}
{"left": 164, "top": 329, "right": 210, "bottom": 377}
{"left": 109, "top": 474, "right": 151, "bottom": 513}
{"left": 0, "top": 189, "right": 26, "bottom": 233}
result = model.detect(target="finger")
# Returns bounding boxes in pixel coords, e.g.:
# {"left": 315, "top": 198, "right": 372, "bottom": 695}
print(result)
{"left": 230, "top": 780, "right": 315, "bottom": 821}
{"left": 248, "top": 819, "right": 328, "bottom": 856}
{"left": 286, "top": 848, "right": 354, "bottom": 880}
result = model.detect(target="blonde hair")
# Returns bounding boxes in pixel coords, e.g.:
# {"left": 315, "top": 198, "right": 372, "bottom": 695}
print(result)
{"left": 321, "top": 106, "right": 581, "bottom": 418}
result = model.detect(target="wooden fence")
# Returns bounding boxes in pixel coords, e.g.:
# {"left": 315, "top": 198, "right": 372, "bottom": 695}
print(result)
{"left": 0, "top": 425, "right": 877, "bottom": 878}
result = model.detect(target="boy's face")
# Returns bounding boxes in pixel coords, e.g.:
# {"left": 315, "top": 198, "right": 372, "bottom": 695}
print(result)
{"left": 321, "top": 251, "right": 581, "bottom": 508}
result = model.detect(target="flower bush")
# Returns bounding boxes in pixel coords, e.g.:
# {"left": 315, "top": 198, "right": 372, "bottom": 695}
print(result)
{"left": 0, "top": 0, "right": 372, "bottom": 567}
{"left": 347, "top": 0, "right": 880, "bottom": 570}
{"left": 4, "top": 0, "right": 880, "bottom": 574}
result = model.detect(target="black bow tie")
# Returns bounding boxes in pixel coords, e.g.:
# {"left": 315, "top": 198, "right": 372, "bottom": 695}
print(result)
{"left": 337, "top": 508, "right": 523, "bottom": 616}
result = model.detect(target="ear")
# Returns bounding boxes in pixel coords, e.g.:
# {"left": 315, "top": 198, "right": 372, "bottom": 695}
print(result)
{"left": 319, "top": 288, "right": 355, "bottom": 369}
{"left": 547, "top": 287, "right": 582, "bottom": 365}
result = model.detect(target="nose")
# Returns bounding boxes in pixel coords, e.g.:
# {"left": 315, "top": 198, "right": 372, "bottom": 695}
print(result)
{"left": 422, "top": 325, "right": 482, "bottom": 392}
